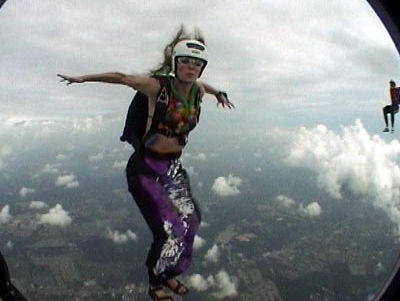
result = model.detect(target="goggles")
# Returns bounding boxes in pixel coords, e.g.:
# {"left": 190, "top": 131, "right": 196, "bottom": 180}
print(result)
{"left": 177, "top": 56, "right": 205, "bottom": 68}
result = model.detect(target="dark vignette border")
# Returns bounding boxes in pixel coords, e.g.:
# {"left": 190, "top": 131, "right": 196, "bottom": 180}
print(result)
{"left": 0, "top": 0, "right": 399, "bottom": 300}
{"left": 0, "top": 0, "right": 6, "bottom": 10}
{"left": 365, "top": 2, "right": 400, "bottom": 299}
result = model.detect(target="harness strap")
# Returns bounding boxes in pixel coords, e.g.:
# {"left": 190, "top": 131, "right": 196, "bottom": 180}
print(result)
{"left": 137, "top": 76, "right": 172, "bottom": 152}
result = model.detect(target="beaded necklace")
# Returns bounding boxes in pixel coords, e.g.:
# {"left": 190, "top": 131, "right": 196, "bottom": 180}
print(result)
{"left": 171, "top": 82, "right": 198, "bottom": 115}
{"left": 161, "top": 82, "right": 199, "bottom": 134}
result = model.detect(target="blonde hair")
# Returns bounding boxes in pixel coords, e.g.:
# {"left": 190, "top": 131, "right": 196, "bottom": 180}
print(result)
{"left": 151, "top": 24, "right": 206, "bottom": 75}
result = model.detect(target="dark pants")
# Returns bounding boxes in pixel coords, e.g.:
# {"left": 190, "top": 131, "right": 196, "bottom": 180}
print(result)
{"left": 383, "top": 104, "right": 399, "bottom": 128}
{"left": 126, "top": 152, "right": 201, "bottom": 286}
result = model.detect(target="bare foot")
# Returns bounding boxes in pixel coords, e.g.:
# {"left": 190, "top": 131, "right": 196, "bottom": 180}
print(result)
{"left": 164, "top": 278, "right": 189, "bottom": 295}
{"left": 148, "top": 286, "right": 174, "bottom": 301}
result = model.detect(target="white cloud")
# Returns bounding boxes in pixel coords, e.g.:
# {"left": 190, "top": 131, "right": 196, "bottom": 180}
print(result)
{"left": 255, "top": 167, "right": 262, "bottom": 172}
{"left": 38, "top": 204, "right": 72, "bottom": 227}
{"left": 42, "top": 163, "right": 60, "bottom": 174}
{"left": 275, "top": 194, "right": 296, "bottom": 208}
{"left": 29, "top": 201, "right": 49, "bottom": 210}
{"left": 5, "top": 241, "right": 14, "bottom": 249}
{"left": 112, "top": 160, "right": 126, "bottom": 169}
{"left": 286, "top": 120, "right": 400, "bottom": 233}
{"left": 192, "top": 153, "right": 207, "bottom": 161}
{"left": 187, "top": 270, "right": 238, "bottom": 299}
{"left": 211, "top": 174, "right": 242, "bottom": 197}
{"left": 186, "top": 165, "right": 198, "bottom": 177}
{"left": 213, "top": 270, "right": 238, "bottom": 299}
{"left": 72, "top": 116, "right": 104, "bottom": 133}
{"left": 375, "top": 262, "right": 385, "bottom": 275}
{"left": 253, "top": 152, "right": 262, "bottom": 158}
{"left": 275, "top": 195, "right": 321, "bottom": 217}
{"left": 193, "top": 235, "right": 206, "bottom": 250}
{"left": 187, "top": 274, "right": 212, "bottom": 292}
{"left": 186, "top": 270, "right": 238, "bottom": 298}
{"left": 0, "top": 145, "right": 12, "bottom": 169}
{"left": 299, "top": 202, "right": 322, "bottom": 218}
{"left": 19, "top": 187, "right": 36, "bottom": 198}
{"left": 55, "top": 173, "right": 79, "bottom": 188}
{"left": 56, "top": 154, "right": 67, "bottom": 161}
{"left": 1, "top": 145, "right": 12, "bottom": 157}
{"left": 204, "top": 244, "right": 220, "bottom": 264}
{"left": 106, "top": 227, "right": 137, "bottom": 244}
{"left": 89, "top": 152, "right": 104, "bottom": 162}
{"left": 0, "top": 205, "right": 12, "bottom": 224}
{"left": 200, "top": 221, "right": 209, "bottom": 228}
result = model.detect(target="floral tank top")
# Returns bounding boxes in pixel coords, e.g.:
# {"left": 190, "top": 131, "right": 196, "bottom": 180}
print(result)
{"left": 157, "top": 82, "right": 200, "bottom": 136}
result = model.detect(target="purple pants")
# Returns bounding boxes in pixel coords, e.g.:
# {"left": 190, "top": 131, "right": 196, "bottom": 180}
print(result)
{"left": 126, "top": 152, "right": 201, "bottom": 286}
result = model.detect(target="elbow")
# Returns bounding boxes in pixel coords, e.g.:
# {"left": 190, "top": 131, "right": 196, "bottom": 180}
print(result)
{"left": 111, "top": 72, "right": 129, "bottom": 84}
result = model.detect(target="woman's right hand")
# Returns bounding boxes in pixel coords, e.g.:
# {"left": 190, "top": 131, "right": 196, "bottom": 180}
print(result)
{"left": 57, "top": 74, "right": 84, "bottom": 85}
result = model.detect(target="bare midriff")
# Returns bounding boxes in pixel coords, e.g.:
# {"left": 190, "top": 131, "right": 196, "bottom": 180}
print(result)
{"left": 146, "top": 133, "right": 184, "bottom": 154}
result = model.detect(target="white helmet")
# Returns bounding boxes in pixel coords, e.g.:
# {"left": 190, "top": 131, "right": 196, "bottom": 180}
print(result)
{"left": 170, "top": 39, "right": 208, "bottom": 78}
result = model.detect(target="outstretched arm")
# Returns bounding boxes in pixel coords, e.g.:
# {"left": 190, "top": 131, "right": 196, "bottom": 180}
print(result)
{"left": 57, "top": 72, "right": 160, "bottom": 98}
{"left": 198, "top": 81, "right": 235, "bottom": 109}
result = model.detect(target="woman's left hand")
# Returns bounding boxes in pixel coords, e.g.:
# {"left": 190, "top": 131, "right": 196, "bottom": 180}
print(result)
{"left": 57, "top": 74, "right": 84, "bottom": 85}
{"left": 216, "top": 91, "right": 235, "bottom": 109}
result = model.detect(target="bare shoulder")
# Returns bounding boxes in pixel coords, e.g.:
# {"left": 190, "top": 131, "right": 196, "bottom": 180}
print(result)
{"left": 123, "top": 75, "right": 160, "bottom": 98}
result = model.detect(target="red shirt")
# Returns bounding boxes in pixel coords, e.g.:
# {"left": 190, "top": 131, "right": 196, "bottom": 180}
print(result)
{"left": 390, "top": 87, "right": 400, "bottom": 105}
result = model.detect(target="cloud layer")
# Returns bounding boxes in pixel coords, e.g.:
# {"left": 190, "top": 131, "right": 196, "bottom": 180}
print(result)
{"left": 286, "top": 120, "right": 400, "bottom": 233}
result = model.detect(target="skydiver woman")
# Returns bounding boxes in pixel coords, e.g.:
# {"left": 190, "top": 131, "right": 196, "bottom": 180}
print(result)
{"left": 58, "top": 25, "right": 233, "bottom": 301}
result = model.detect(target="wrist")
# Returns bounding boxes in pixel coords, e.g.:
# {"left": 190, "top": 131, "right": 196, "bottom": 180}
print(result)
{"left": 217, "top": 91, "right": 227, "bottom": 98}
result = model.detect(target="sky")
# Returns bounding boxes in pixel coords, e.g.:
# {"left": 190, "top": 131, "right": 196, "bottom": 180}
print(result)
{"left": 2, "top": 1, "right": 400, "bottom": 297}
